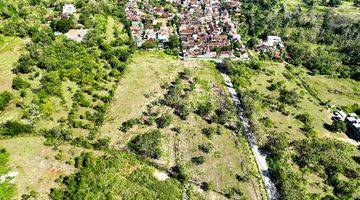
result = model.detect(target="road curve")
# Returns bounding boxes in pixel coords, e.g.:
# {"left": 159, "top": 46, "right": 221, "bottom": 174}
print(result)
{"left": 222, "top": 73, "right": 279, "bottom": 200}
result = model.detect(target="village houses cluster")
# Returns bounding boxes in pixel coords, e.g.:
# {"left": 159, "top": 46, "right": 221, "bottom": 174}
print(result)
{"left": 58, "top": 2, "right": 286, "bottom": 60}
{"left": 125, "top": 0, "right": 176, "bottom": 47}
{"left": 178, "top": 0, "right": 246, "bottom": 59}
{"left": 125, "top": 0, "right": 249, "bottom": 59}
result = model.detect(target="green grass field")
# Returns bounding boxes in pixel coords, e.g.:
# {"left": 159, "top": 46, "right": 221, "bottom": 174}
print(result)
{"left": 236, "top": 61, "right": 359, "bottom": 197}
{"left": 0, "top": 137, "right": 75, "bottom": 199}
{"left": 0, "top": 37, "right": 25, "bottom": 93}
{"left": 303, "top": 74, "right": 360, "bottom": 106}
{"left": 247, "top": 62, "right": 358, "bottom": 145}
{"left": 0, "top": 36, "right": 26, "bottom": 123}
{"left": 101, "top": 51, "right": 265, "bottom": 199}
{"left": 101, "top": 51, "right": 184, "bottom": 143}
{"left": 282, "top": 0, "right": 360, "bottom": 18}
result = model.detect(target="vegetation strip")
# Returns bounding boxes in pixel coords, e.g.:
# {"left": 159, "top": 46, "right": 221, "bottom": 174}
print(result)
{"left": 222, "top": 72, "right": 279, "bottom": 200}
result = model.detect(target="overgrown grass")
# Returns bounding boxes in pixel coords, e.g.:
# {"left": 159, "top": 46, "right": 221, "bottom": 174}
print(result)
{"left": 0, "top": 146, "right": 17, "bottom": 199}
{"left": 227, "top": 60, "right": 360, "bottom": 198}
{"left": 50, "top": 151, "right": 183, "bottom": 200}
{"left": 0, "top": 137, "right": 75, "bottom": 199}
{"left": 0, "top": 36, "right": 25, "bottom": 92}
{"left": 103, "top": 52, "right": 265, "bottom": 199}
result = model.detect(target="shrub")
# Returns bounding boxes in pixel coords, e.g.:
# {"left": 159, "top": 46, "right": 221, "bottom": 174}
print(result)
{"left": 119, "top": 118, "right": 140, "bottom": 132}
{"left": 213, "top": 101, "right": 235, "bottom": 125}
{"left": 296, "top": 113, "right": 313, "bottom": 124}
{"left": 200, "top": 182, "right": 213, "bottom": 191}
{"left": 156, "top": 114, "right": 172, "bottom": 129}
{"left": 55, "top": 151, "right": 63, "bottom": 160}
{"left": 169, "top": 165, "right": 189, "bottom": 183}
{"left": 0, "top": 91, "right": 12, "bottom": 111}
{"left": 93, "top": 137, "right": 110, "bottom": 150}
{"left": 191, "top": 156, "right": 205, "bottom": 165}
{"left": 141, "top": 39, "right": 158, "bottom": 49}
{"left": 263, "top": 132, "right": 290, "bottom": 157}
{"left": 128, "top": 130, "right": 162, "bottom": 159}
{"left": 73, "top": 92, "right": 91, "bottom": 107}
{"left": 50, "top": 151, "right": 183, "bottom": 199}
{"left": 225, "top": 187, "right": 247, "bottom": 199}
{"left": 300, "top": 124, "right": 316, "bottom": 136}
{"left": 201, "top": 127, "right": 216, "bottom": 138}
{"left": 267, "top": 81, "right": 285, "bottom": 91}
{"left": 42, "top": 127, "right": 72, "bottom": 143}
{"left": 175, "top": 104, "right": 190, "bottom": 120}
{"left": 144, "top": 116, "right": 156, "bottom": 126}
{"left": 279, "top": 89, "right": 300, "bottom": 106}
{"left": 196, "top": 101, "right": 213, "bottom": 117}
{"left": 294, "top": 138, "right": 358, "bottom": 198}
{"left": 198, "top": 143, "right": 212, "bottom": 153}
{"left": 331, "top": 120, "right": 347, "bottom": 133}
{"left": 261, "top": 117, "right": 274, "bottom": 128}
{"left": 236, "top": 173, "right": 250, "bottom": 182}
{"left": 0, "top": 121, "right": 34, "bottom": 137}
{"left": 50, "top": 17, "right": 76, "bottom": 33}
{"left": 71, "top": 137, "right": 93, "bottom": 149}
{"left": 12, "top": 76, "right": 30, "bottom": 90}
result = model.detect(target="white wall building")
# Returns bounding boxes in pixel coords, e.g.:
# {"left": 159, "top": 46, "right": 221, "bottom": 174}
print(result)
{"left": 62, "top": 4, "right": 76, "bottom": 15}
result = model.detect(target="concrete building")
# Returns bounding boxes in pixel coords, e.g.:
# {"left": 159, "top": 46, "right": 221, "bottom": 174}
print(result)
{"left": 65, "top": 29, "right": 89, "bottom": 42}
{"left": 62, "top": 4, "right": 76, "bottom": 15}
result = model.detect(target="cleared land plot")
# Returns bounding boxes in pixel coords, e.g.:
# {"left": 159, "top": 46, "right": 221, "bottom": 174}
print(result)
{"left": 103, "top": 51, "right": 265, "bottom": 199}
{"left": 0, "top": 137, "right": 74, "bottom": 199}
{"left": 303, "top": 74, "right": 360, "bottom": 107}
{"left": 0, "top": 37, "right": 25, "bottom": 92}
{"left": 101, "top": 51, "right": 184, "bottom": 143}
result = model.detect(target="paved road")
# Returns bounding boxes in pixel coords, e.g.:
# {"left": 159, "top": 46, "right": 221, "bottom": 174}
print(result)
{"left": 222, "top": 73, "right": 279, "bottom": 200}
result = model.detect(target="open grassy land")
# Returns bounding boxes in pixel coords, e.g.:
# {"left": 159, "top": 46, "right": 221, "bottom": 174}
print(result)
{"left": 282, "top": 0, "right": 360, "bottom": 18}
{"left": 244, "top": 62, "right": 358, "bottom": 145}
{"left": 0, "top": 36, "right": 25, "bottom": 93}
{"left": 101, "top": 51, "right": 184, "bottom": 143}
{"left": 0, "top": 137, "right": 75, "bottom": 199}
{"left": 0, "top": 36, "right": 26, "bottom": 123}
{"left": 102, "top": 51, "right": 265, "bottom": 199}
{"left": 226, "top": 60, "right": 360, "bottom": 198}
{"left": 302, "top": 73, "right": 360, "bottom": 107}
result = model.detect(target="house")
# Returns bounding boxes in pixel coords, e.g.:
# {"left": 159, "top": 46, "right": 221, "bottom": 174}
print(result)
{"left": 332, "top": 110, "right": 347, "bottom": 121}
{"left": 145, "top": 29, "right": 156, "bottom": 40}
{"left": 345, "top": 113, "right": 360, "bottom": 136}
{"left": 65, "top": 29, "right": 89, "bottom": 42}
{"left": 265, "top": 36, "right": 284, "bottom": 48}
{"left": 157, "top": 27, "right": 170, "bottom": 42}
{"left": 62, "top": 4, "right": 76, "bottom": 15}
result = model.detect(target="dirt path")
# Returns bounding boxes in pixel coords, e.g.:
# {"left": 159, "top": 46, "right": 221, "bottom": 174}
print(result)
{"left": 222, "top": 73, "right": 279, "bottom": 200}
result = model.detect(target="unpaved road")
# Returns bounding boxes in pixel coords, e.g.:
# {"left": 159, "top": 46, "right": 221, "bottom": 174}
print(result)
{"left": 222, "top": 73, "right": 279, "bottom": 200}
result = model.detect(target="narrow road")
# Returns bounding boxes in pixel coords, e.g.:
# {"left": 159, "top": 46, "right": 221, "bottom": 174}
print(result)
{"left": 222, "top": 73, "right": 279, "bottom": 200}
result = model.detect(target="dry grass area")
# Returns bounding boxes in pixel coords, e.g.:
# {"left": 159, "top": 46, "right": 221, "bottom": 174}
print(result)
{"left": 303, "top": 74, "right": 360, "bottom": 107}
{"left": 0, "top": 137, "right": 75, "bottom": 199}
{"left": 101, "top": 51, "right": 185, "bottom": 143}
{"left": 0, "top": 37, "right": 26, "bottom": 123}
{"left": 283, "top": 0, "right": 360, "bottom": 18}
{"left": 0, "top": 37, "right": 25, "bottom": 92}
{"left": 240, "top": 61, "right": 359, "bottom": 197}
{"left": 102, "top": 51, "right": 265, "bottom": 199}
{"left": 247, "top": 62, "right": 359, "bottom": 145}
